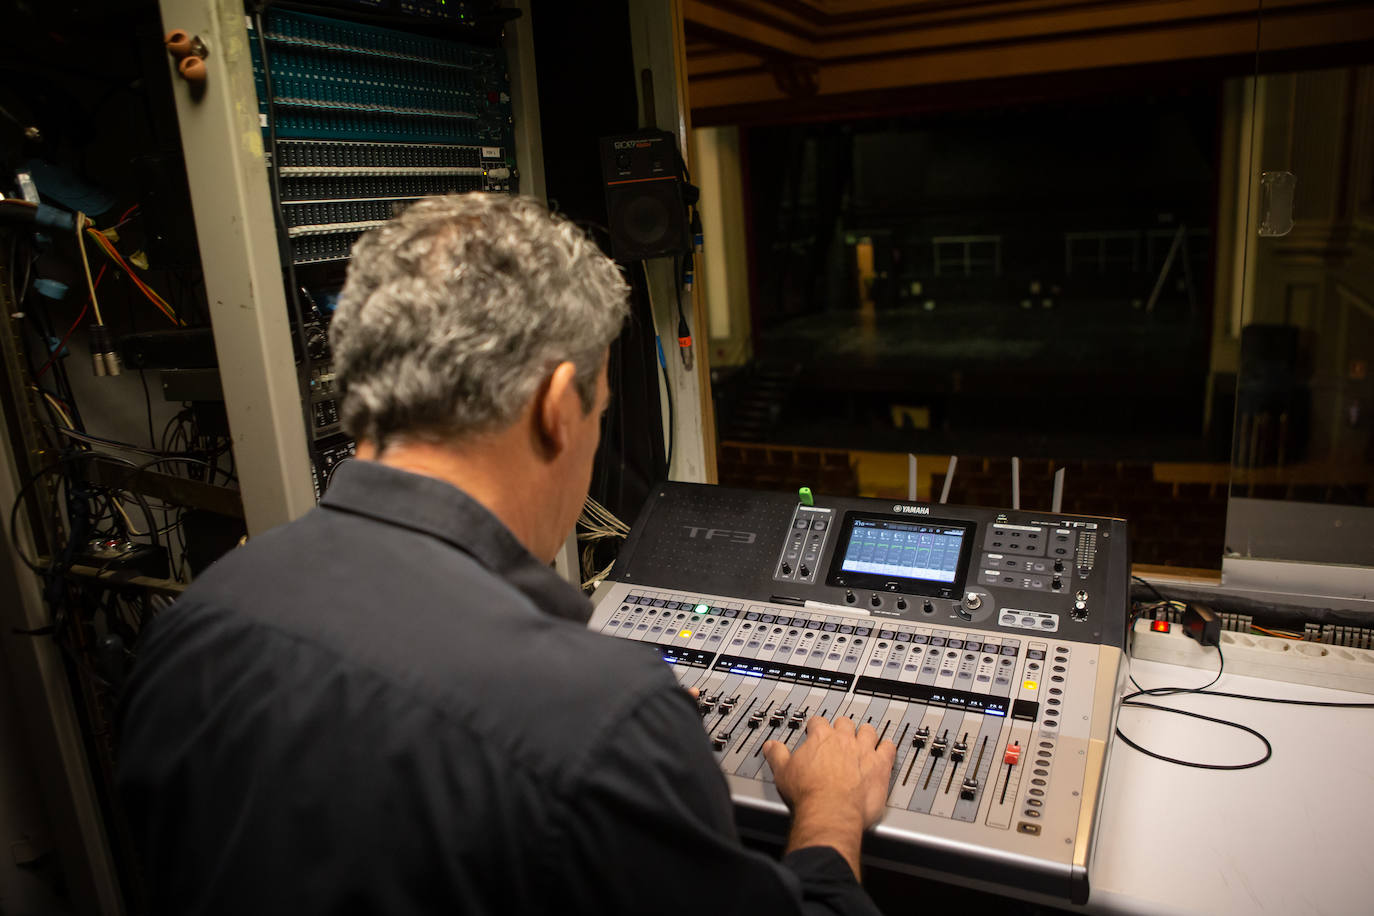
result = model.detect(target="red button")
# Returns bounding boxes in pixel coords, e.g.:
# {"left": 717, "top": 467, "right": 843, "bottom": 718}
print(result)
{"left": 1151, "top": 620, "right": 1171, "bottom": 633}
{"left": 1003, "top": 744, "right": 1021, "bottom": 766}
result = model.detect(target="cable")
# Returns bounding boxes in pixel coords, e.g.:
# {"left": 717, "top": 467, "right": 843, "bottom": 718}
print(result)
{"left": 640, "top": 262, "right": 674, "bottom": 476}
{"left": 1117, "top": 581, "right": 1374, "bottom": 771}
{"left": 659, "top": 339, "right": 674, "bottom": 475}
{"left": 112, "top": 455, "right": 238, "bottom": 488}
{"left": 42, "top": 426, "right": 163, "bottom": 455}
{"left": 8, "top": 452, "right": 162, "bottom": 575}
{"left": 1115, "top": 642, "right": 1272, "bottom": 770}
{"left": 1115, "top": 698, "right": 1273, "bottom": 771}
{"left": 673, "top": 254, "right": 693, "bottom": 369}
{"left": 74, "top": 213, "right": 104, "bottom": 325}
{"left": 35, "top": 265, "right": 99, "bottom": 378}
{"left": 84, "top": 227, "right": 180, "bottom": 325}
{"left": 138, "top": 369, "right": 156, "bottom": 449}
{"left": 1251, "top": 625, "right": 1303, "bottom": 640}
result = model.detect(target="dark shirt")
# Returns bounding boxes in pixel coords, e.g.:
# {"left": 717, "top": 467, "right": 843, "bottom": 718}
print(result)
{"left": 117, "top": 460, "right": 881, "bottom": 915}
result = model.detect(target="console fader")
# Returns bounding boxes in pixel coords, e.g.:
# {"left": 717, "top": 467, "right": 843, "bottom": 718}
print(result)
{"left": 588, "top": 483, "right": 1128, "bottom": 904}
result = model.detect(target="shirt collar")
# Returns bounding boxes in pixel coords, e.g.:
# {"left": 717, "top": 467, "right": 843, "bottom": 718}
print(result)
{"left": 319, "top": 460, "right": 592, "bottom": 624}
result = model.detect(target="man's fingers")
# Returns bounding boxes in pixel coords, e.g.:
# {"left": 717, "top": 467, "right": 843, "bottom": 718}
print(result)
{"left": 855, "top": 721, "right": 879, "bottom": 746}
{"left": 687, "top": 686, "right": 700, "bottom": 699}
{"left": 877, "top": 739, "right": 898, "bottom": 769}
{"left": 832, "top": 715, "right": 856, "bottom": 735}
{"left": 761, "top": 739, "right": 790, "bottom": 773}
{"left": 805, "top": 715, "right": 833, "bottom": 736}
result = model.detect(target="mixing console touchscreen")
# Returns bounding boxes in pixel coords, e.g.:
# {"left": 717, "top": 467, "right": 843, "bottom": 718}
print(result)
{"left": 588, "top": 484, "right": 1128, "bottom": 904}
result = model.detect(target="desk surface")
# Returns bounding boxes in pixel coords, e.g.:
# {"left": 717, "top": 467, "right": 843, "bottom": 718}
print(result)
{"left": 1088, "top": 657, "right": 1374, "bottom": 916}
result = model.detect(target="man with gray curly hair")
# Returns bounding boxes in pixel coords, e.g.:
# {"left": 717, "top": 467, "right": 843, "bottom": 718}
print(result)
{"left": 118, "top": 194, "right": 889, "bottom": 915}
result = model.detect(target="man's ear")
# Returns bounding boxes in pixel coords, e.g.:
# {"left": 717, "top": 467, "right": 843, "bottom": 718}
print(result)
{"left": 535, "top": 361, "right": 580, "bottom": 456}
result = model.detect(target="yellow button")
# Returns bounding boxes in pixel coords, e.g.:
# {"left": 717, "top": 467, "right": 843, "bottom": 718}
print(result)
{"left": 679, "top": 630, "right": 693, "bottom": 638}
{"left": 1023, "top": 680, "right": 1039, "bottom": 691}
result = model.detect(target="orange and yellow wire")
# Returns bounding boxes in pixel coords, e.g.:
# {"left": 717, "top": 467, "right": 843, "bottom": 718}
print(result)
{"left": 84, "top": 225, "right": 182, "bottom": 326}
{"left": 1251, "top": 625, "right": 1304, "bottom": 640}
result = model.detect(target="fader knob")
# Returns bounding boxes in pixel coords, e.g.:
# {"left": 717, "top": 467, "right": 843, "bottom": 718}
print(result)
{"left": 912, "top": 726, "right": 930, "bottom": 749}
{"left": 964, "top": 592, "right": 982, "bottom": 610}
{"left": 711, "top": 731, "right": 731, "bottom": 751}
{"left": 960, "top": 776, "right": 980, "bottom": 800}
{"left": 951, "top": 736, "right": 968, "bottom": 762}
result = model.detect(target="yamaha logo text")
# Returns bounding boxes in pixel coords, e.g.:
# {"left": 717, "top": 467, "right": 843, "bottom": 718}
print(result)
{"left": 892, "top": 504, "right": 930, "bottom": 515}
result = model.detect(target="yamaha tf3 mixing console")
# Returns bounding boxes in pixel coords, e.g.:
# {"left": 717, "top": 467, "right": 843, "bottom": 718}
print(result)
{"left": 588, "top": 483, "right": 1129, "bottom": 904}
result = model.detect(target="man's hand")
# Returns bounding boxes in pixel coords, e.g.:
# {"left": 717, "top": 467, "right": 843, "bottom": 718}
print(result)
{"left": 761, "top": 715, "right": 897, "bottom": 879}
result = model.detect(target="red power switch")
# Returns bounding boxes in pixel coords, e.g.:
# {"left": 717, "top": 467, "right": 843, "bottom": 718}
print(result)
{"left": 1151, "top": 619, "right": 1171, "bottom": 633}
{"left": 1003, "top": 743, "right": 1022, "bottom": 766}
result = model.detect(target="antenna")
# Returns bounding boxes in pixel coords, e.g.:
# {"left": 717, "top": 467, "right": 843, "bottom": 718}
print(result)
{"left": 1051, "top": 467, "right": 1066, "bottom": 514}
{"left": 939, "top": 456, "right": 957, "bottom": 504}
{"left": 1011, "top": 457, "right": 1021, "bottom": 511}
{"left": 908, "top": 454, "right": 917, "bottom": 501}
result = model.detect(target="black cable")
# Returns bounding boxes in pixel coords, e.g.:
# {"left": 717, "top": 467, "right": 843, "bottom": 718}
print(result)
{"left": 1118, "top": 579, "right": 1374, "bottom": 771}
{"left": 660, "top": 350, "right": 674, "bottom": 477}
{"left": 672, "top": 254, "right": 692, "bottom": 369}
{"left": 1179, "top": 690, "right": 1374, "bottom": 709}
{"left": 8, "top": 457, "right": 77, "bottom": 574}
{"left": 111, "top": 454, "right": 238, "bottom": 489}
{"left": 1115, "top": 642, "right": 1273, "bottom": 770}
{"left": 1115, "top": 698, "right": 1273, "bottom": 771}
{"left": 8, "top": 451, "right": 175, "bottom": 574}
{"left": 139, "top": 369, "right": 156, "bottom": 450}
{"left": 1131, "top": 574, "right": 1169, "bottom": 605}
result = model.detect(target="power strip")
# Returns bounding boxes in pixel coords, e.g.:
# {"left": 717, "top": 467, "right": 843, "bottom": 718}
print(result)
{"left": 1130, "top": 619, "right": 1374, "bottom": 696}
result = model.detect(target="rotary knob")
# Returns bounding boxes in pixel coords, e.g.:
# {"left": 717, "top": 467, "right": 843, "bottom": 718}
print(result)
{"left": 964, "top": 592, "right": 983, "bottom": 610}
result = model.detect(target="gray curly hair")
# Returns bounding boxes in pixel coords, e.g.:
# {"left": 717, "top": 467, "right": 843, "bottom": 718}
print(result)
{"left": 330, "top": 194, "right": 629, "bottom": 448}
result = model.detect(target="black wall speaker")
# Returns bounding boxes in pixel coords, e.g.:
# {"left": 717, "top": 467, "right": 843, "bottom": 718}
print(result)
{"left": 599, "top": 129, "right": 691, "bottom": 262}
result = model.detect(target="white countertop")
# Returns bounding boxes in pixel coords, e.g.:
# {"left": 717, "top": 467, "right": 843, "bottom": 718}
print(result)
{"left": 1087, "top": 657, "right": 1374, "bottom": 916}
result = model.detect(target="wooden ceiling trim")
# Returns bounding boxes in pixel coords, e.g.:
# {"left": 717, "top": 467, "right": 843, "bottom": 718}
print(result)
{"left": 690, "top": 55, "right": 1249, "bottom": 126}
{"left": 687, "top": 51, "right": 767, "bottom": 76}
{"left": 799, "top": 0, "right": 1132, "bottom": 28}
{"left": 686, "top": 2, "right": 1374, "bottom": 111}
{"left": 688, "top": 0, "right": 822, "bottom": 40}
{"left": 684, "top": 2, "right": 819, "bottom": 57}
{"left": 816, "top": 1, "right": 1258, "bottom": 59}
{"left": 793, "top": 0, "right": 1245, "bottom": 39}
